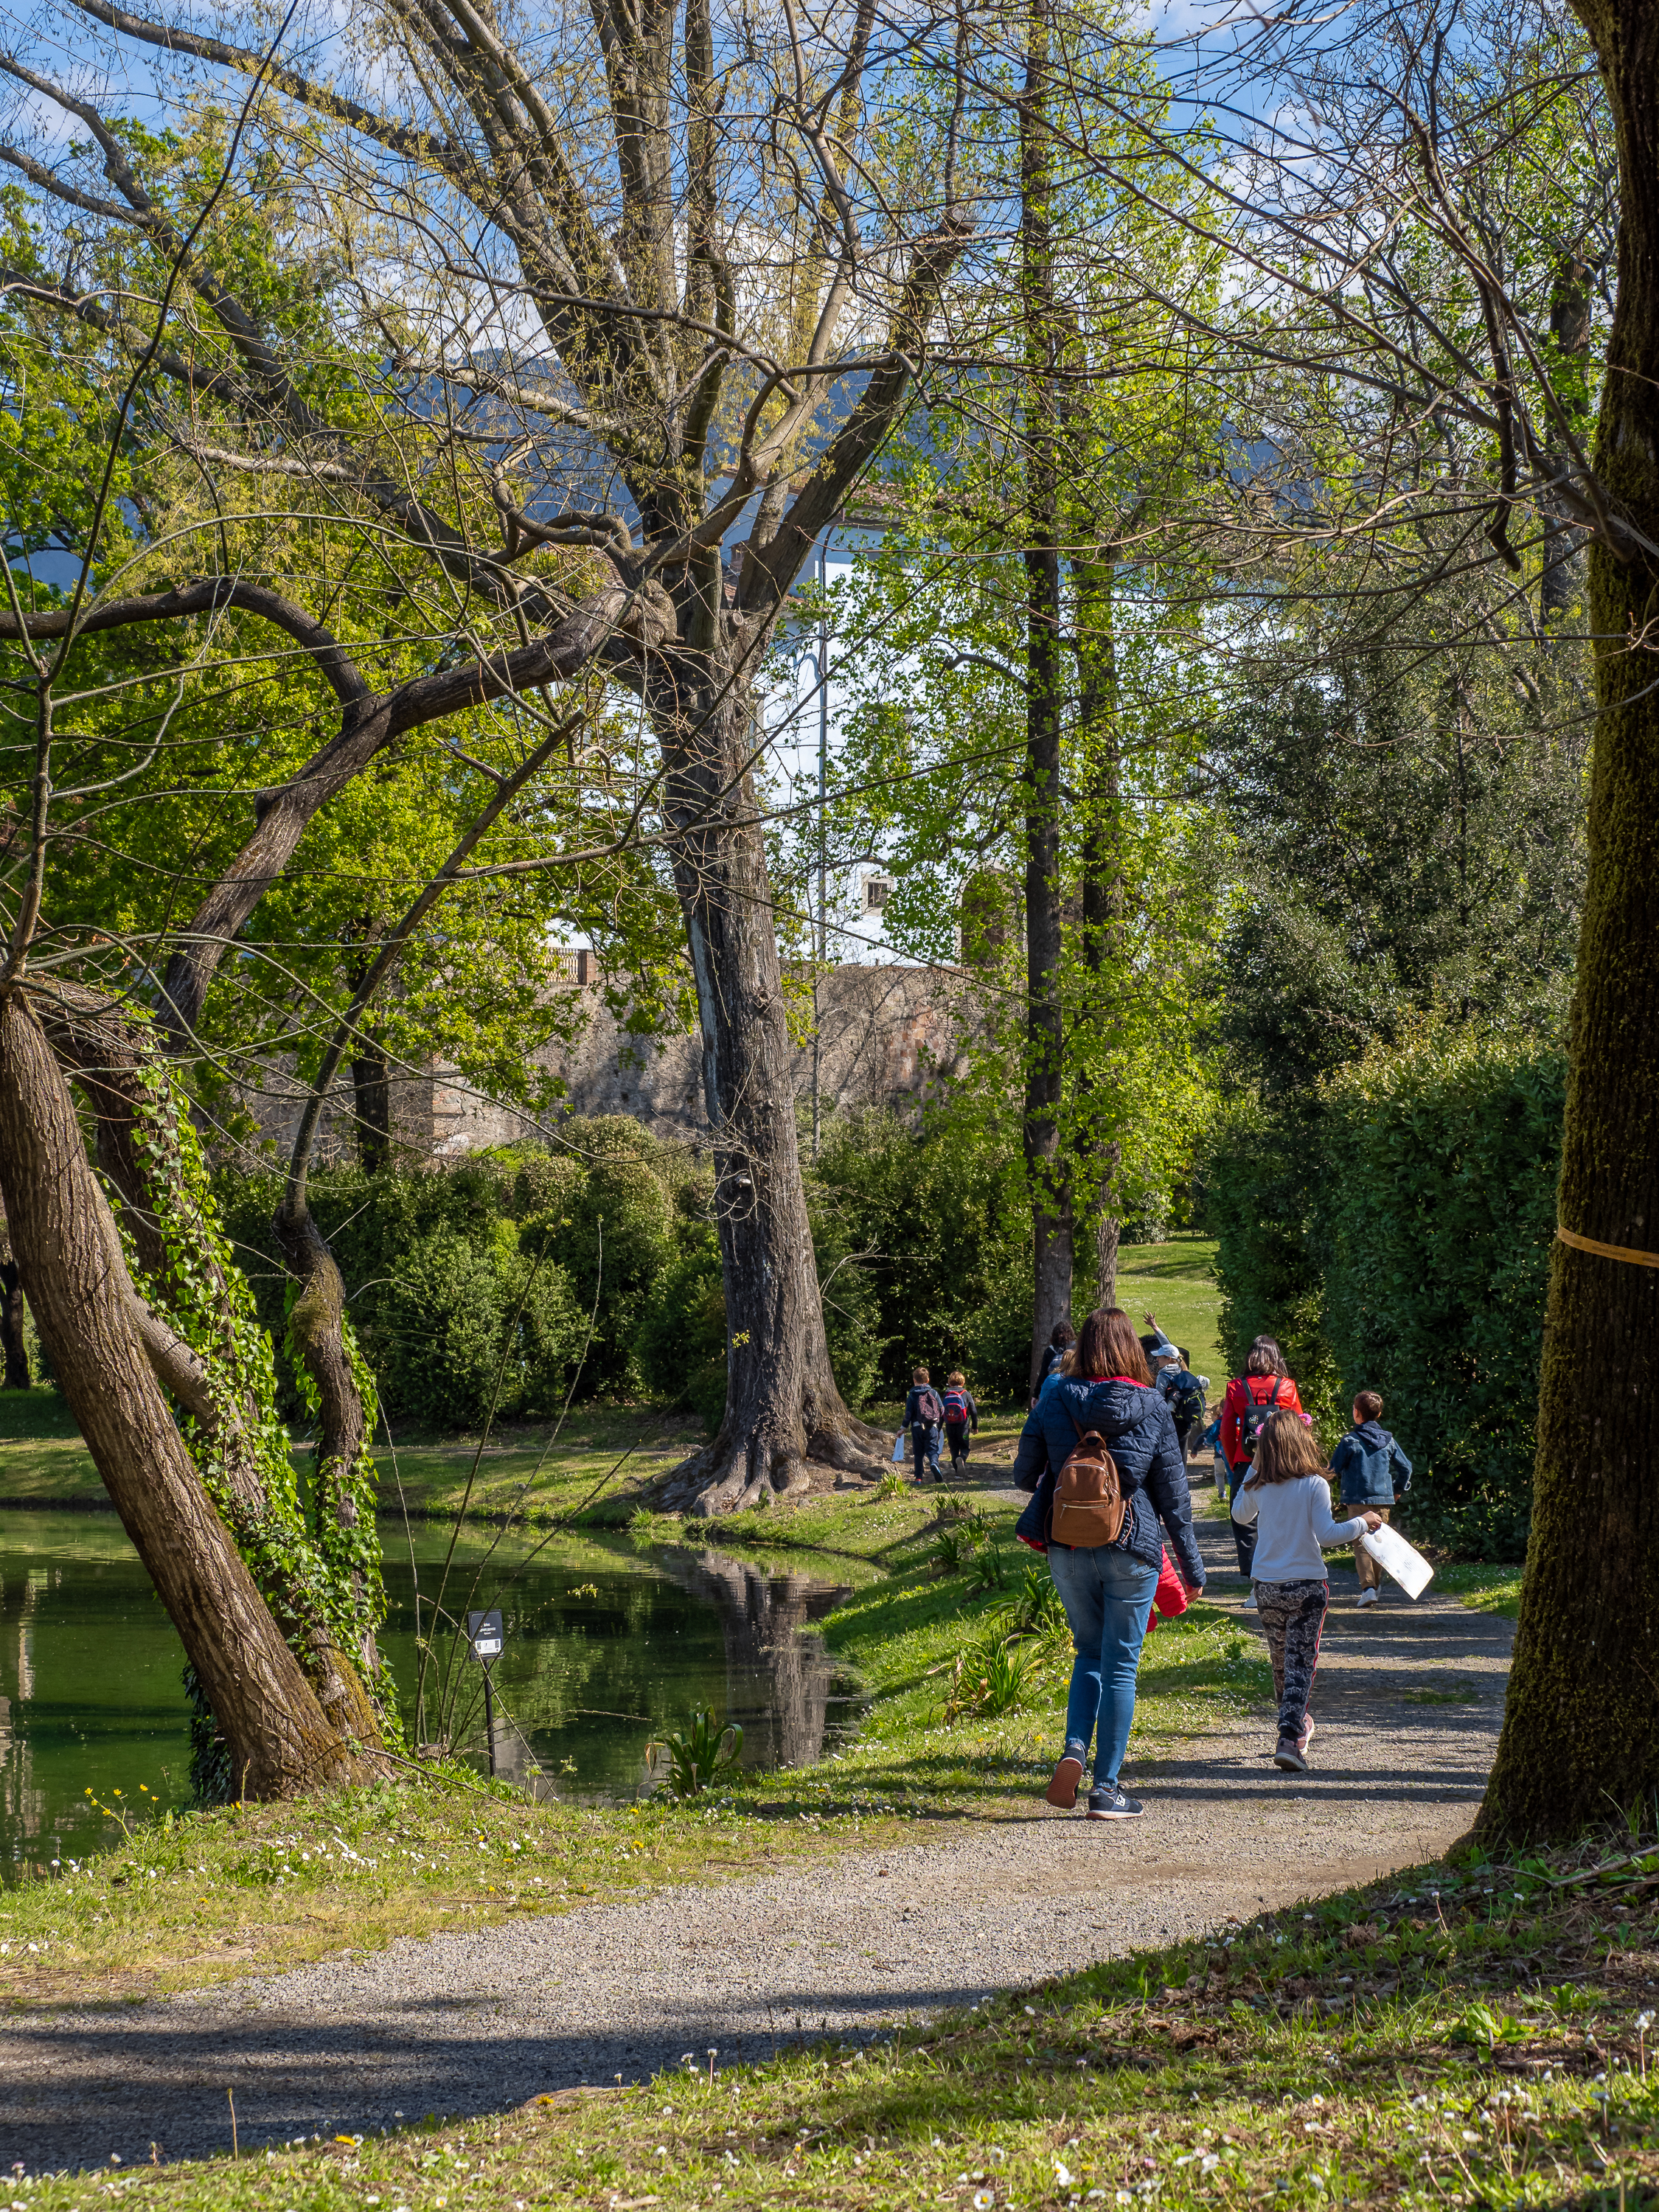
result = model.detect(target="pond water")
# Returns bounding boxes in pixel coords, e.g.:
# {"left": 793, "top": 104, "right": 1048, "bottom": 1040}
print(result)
{"left": 0, "top": 1512, "right": 857, "bottom": 1880}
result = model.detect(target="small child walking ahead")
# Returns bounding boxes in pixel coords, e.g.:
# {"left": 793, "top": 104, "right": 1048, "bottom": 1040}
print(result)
{"left": 942, "top": 1371, "right": 978, "bottom": 1476}
{"left": 1230, "top": 1412, "right": 1380, "bottom": 1773}
{"left": 1328, "top": 1390, "right": 1413, "bottom": 1608}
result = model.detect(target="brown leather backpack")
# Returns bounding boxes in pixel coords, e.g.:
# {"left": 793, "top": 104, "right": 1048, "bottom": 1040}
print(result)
{"left": 1050, "top": 1413, "right": 1127, "bottom": 1548}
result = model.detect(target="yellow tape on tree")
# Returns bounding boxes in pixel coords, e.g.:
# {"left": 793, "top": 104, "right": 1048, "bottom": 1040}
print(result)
{"left": 1557, "top": 1224, "right": 1659, "bottom": 1270}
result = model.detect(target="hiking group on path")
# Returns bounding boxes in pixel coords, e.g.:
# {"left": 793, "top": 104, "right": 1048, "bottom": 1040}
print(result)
{"left": 907, "top": 1304, "right": 1419, "bottom": 1824}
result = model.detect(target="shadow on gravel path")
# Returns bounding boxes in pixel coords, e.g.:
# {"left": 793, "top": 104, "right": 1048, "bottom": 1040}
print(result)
{"left": 0, "top": 1512, "right": 1514, "bottom": 2170}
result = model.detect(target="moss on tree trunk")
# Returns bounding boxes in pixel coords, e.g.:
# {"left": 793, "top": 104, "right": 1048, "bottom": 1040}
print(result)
{"left": 1478, "top": 0, "right": 1659, "bottom": 1840}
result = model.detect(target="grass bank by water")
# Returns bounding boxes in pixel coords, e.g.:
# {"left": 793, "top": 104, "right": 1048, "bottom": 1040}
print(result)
{"left": 0, "top": 1234, "right": 1221, "bottom": 1521}
{"left": 15, "top": 1831, "right": 1659, "bottom": 2208}
{"left": 0, "top": 1485, "right": 1268, "bottom": 2003}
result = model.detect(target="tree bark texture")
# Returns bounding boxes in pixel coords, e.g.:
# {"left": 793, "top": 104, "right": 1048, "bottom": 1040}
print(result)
{"left": 653, "top": 653, "right": 889, "bottom": 1514}
{"left": 31, "top": 983, "right": 387, "bottom": 1765}
{"left": 0, "top": 990, "right": 375, "bottom": 1798}
{"left": 1020, "top": 0, "right": 1072, "bottom": 1388}
{"left": 1478, "top": 0, "right": 1659, "bottom": 1843}
{"left": 1074, "top": 548, "right": 1124, "bottom": 1320}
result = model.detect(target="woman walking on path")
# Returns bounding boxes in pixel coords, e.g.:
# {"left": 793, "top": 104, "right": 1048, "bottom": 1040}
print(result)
{"left": 1220, "top": 1337, "right": 1312, "bottom": 1604}
{"left": 1230, "top": 1412, "right": 1380, "bottom": 1773}
{"left": 1014, "top": 1307, "right": 1206, "bottom": 1821}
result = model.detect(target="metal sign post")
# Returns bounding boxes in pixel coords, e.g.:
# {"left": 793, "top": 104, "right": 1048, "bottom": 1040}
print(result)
{"left": 466, "top": 1610, "right": 505, "bottom": 1777}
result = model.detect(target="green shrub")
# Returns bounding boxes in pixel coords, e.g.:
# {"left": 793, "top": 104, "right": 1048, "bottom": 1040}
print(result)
{"left": 1315, "top": 1033, "right": 1563, "bottom": 1558}
{"left": 214, "top": 1118, "right": 701, "bottom": 1431}
{"left": 1203, "top": 1029, "right": 1564, "bottom": 1557}
{"left": 633, "top": 1233, "right": 728, "bottom": 1432}
{"left": 807, "top": 1107, "right": 1033, "bottom": 1402}
{"left": 374, "top": 1225, "right": 587, "bottom": 1430}
{"left": 1203, "top": 1098, "right": 1345, "bottom": 1434}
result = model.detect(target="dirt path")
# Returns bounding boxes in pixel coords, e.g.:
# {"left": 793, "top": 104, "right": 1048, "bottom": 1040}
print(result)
{"left": 0, "top": 1522, "right": 1513, "bottom": 2171}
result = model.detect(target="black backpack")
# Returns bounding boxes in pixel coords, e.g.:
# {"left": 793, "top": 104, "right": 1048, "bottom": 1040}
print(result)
{"left": 1237, "top": 1377, "right": 1287, "bottom": 1461}
{"left": 1172, "top": 1377, "right": 1207, "bottom": 1428}
{"left": 914, "top": 1387, "right": 943, "bottom": 1426}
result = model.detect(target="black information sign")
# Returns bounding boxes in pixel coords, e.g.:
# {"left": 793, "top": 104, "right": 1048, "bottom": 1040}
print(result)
{"left": 467, "top": 1608, "right": 504, "bottom": 1662}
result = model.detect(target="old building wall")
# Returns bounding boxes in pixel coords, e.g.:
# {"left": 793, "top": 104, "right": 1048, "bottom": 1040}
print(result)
{"left": 228, "top": 961, "right": 978, "bottom": 1166}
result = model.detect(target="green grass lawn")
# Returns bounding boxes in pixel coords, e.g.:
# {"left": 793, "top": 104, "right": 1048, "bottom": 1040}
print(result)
{"left": 0, "top": 1392, "right": 713, "bottom": 1522}
{"left": 15, "top": 1826, "right": 1659, "bottom": 2210}
{"left": 1117, "top": 1232, "right": 1225, "bottom": 1386}
{"left": 0, "top": 1232, "right": 1225, "bottom": 1516}
{"left": 1433, "top": 1564, "right": 1526, "bottom": 1618}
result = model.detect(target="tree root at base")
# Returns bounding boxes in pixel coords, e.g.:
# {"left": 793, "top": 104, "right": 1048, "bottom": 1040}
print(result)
{"left": 654, "top": 1424, "right": 896, "bottom": 1517}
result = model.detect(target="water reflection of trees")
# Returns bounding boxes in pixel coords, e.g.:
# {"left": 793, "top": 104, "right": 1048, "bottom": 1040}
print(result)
{"left": 650, "top": 1550, "right": 849, "bottom": 1773}
{"left": 383, "top": 1543, "right": 849, "bottom": 1791}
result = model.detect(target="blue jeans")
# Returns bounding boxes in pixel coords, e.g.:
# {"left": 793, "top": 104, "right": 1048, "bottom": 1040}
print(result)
{"left": 1046, "top": 1543, "right": 1158, "bottom": 1788}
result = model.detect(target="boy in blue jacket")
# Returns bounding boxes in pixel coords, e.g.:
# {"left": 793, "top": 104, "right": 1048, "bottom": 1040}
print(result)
{"left": 1328, "top": 1389, "right": 1413, "bottom": 1607}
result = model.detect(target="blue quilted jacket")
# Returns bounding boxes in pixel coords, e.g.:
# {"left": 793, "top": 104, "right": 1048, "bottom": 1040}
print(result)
{"left": 1012, "top": 1373, "right": 1206, "bottom": 1586}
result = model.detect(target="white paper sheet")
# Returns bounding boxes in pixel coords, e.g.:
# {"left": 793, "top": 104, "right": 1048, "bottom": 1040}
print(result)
{"left": 1357, "top": 1520, "right": 1434, "bottom": 1599}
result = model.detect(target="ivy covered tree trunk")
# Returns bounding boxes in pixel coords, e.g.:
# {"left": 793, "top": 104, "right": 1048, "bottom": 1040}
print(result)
{"left": 653, "top": 653, "right": 891, "bottom": 1514}
{"left": 0, "top": 990, "right": 380, "bottom": 1797}
{"left": 1477, "top": 0, "right": 1659, "bottom": 1843}
{"left": 32, "top": 986, "right": 392, "bottom": 1781}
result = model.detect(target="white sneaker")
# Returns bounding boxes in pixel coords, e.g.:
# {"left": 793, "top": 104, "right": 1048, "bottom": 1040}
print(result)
{"left": 1357, "top": 1586, "right": 1379, "bottom": 1607}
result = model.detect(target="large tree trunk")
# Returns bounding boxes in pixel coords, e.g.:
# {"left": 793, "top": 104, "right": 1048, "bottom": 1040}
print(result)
{"left": 0, "top": 990, "right": 377, "bottom": 1797}
{"left": 1477, "top": 3, "right": 1659, "bottom": 1843}
{"left": 1020, "top": 0, "right": 1072, "bottom": 1389}
{"left": 1074, "top": 543, "right": 1123, "bottom": 1320}
{"left": 654, "top": 655, "right": 890, "bottom": 1514}
{"left": 34, "top": 984, "right": 389, "bottom": 1753}
{"left": 352, "top": 1037, "right": 394, "bottom": 1172}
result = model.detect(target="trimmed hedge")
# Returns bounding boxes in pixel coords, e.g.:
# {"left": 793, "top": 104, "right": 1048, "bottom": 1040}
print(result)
{"left": 1205, "top": 1032, "right": 1565, "bottom": 1557}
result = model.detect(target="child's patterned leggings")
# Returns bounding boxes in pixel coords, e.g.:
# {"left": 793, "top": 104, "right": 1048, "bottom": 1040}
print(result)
{"left": 1254, "top": 1578, "right": 1329, "bottom": 1741}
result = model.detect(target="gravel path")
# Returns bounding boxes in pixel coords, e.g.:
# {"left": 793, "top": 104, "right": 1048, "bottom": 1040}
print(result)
{"left": 0, "top": 1517, "right": 1514, "bottom": 2171}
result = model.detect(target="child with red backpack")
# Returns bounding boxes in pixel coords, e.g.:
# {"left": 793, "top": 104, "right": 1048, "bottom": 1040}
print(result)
{"left": 1221, "top": 1336, "right": 1312, "bottom": 1607}
{"left": 942, "top": 1371, "right": 978, "bottom": 1476}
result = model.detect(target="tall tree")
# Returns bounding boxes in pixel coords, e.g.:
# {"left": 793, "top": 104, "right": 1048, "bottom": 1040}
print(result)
{"left": 0, "top": 0, "right": 984, "bottom": 1655}
{"left": 1020, "top": 0, "right": 1074, "bottom": 1380}
{"left": 1478, "top": 0, "right": 1659, "bottom": 1841}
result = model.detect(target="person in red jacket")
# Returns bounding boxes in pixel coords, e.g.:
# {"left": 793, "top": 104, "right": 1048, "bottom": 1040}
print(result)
{"left": 1221, "top": 1336, "right": 1312, "bottom": 1605}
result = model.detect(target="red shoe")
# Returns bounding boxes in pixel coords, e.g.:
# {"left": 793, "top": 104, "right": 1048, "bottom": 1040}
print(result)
{"left": 1046, "top": 1754, "right": 1084, "bottom": 1809}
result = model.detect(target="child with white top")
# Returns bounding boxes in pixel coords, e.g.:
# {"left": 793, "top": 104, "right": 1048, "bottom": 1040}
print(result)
{"left": 1231, "top": 1412, "right": 1382, "bottom": 1772}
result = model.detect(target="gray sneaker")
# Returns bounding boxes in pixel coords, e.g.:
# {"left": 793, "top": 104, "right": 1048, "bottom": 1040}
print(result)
{"left": 1274, "top": 1736, "right": 1308, "bottom": 1773}
{"left": 1086, "top": 1781, "right": 1144, "bottom": 1820}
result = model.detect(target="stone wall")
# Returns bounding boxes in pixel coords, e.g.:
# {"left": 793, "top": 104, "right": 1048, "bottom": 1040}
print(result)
{"left": 229, "top": 961, "right": 975, "bottom": 1167}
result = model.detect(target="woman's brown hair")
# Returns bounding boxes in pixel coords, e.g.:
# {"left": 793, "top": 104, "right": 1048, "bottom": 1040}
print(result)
{"left": 1245, "top": 1411, "right": 1328, "bottom": 1488}
{"left": 1245, "top": 1335, "right": 1289, "bottom": 1378}
{"left": 1064, "top": 1307, "right": 1152, "bottom": 1385}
